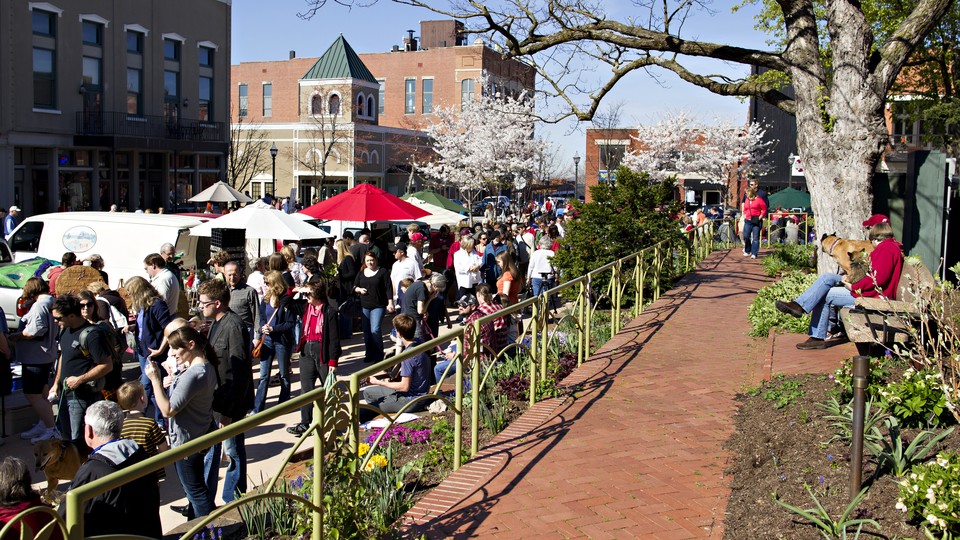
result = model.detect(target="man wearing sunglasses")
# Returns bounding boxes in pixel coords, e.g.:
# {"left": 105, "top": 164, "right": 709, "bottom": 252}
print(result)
{"left": 48, "top": 295, "right": 114, "bottom": 443}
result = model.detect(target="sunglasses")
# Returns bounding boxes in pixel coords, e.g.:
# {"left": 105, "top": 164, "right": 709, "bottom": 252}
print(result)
{"left": 479, "top": 237, "right": 488, "bottom": 241}
{"left": 79, "top": 302, "right": 93, "bottom": 308}
{"left": 53, "top": 316, "right": 62, "bottom": 321}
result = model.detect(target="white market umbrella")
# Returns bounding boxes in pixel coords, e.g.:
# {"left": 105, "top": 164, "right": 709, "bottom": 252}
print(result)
{"left": 403, "top": 196, "right": 468, "bottom": 228}
{"left": 190, "top": 200, "right": 332, "bottom": 240}
{"left": 188, "top": 181, "right": 254, "bottom": 203}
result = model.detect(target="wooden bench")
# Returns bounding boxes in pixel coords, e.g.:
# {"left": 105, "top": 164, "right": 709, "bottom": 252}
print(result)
{"left": 840, "top": 260, "right": 936, "bottom": 355}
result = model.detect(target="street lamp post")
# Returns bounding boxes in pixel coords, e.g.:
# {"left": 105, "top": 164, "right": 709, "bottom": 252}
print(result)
{"left": 573, "top": 152, "right": 580, "bottom": 199}
{"left": 270, "top": 143, "right": 278, "bottom": 197}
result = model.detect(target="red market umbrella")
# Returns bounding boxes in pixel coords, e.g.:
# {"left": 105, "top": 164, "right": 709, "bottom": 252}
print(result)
{"left": 299, "top": 183, "right": 430, "bottom": 221}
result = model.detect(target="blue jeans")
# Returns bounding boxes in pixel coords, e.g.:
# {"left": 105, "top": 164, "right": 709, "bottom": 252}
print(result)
{"left": 177, "top": 449, "right": 217, "bottom": 519}
{"left": 742, "top": 219, "right": 761, "bottom": 256}
{"left": 795, "top": 273, "right": 855, "bottom": 339}
{"left": 434, "top": 359, "right": 455, "bottom": 386}
{"left": 204, "top": 432, "right": 246, "bottom": 503}
{"left": 361, "top": 307, "right": 385, "bottom": 363}
{"left": 137, "top": 353, "right": 160, "bottom": 423}
{"left": 58, "top": 389, "right": 98, "bottom": 442}
{"left": 253, "top": 342, "right": 291, "bottom": 413}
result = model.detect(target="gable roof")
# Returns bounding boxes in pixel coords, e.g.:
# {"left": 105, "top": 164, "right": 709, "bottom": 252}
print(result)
{"left": 302, "top": 35, "right": 378, "bottom": 84}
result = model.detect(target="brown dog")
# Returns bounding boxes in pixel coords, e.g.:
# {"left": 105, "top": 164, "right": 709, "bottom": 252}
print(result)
{"left": 820, "top": 234, "right": 874, "bottom": 278}
{"left": 34, "top": 438, "right": 84, "bottom": 499}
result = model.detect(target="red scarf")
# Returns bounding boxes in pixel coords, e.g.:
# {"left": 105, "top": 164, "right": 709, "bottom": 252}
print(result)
{"left": 302, "top": 303, "right": 325, "bottom": 343}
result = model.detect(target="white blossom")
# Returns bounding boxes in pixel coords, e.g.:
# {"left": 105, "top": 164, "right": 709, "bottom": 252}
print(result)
{"left": 419, "top": 76, "right": 544, "bottom": 211}
{"left": 622, "top": 111, "right": 775, "bottom": 195}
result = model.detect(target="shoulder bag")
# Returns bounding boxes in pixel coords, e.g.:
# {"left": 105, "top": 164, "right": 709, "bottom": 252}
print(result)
{"left": 251, "top": 305, "right": 280, "bottom": 359}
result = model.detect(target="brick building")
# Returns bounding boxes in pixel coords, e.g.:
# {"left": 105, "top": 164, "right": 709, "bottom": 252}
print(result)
{"left": 229, "top": 20, "right": 535, "bottom": 202}
{"left": 0, "top": 0, "right": 231, "bottom": 214}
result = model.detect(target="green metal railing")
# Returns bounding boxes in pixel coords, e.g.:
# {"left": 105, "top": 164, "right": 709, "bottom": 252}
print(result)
{"left": 3, "top": 220, "right": 727, "bottom": 540}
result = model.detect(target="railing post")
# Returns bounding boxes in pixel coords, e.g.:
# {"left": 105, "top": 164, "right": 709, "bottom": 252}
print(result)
{"left": 313, "top": 398, "right": 323, "bottom": 540}
{"left": 584, "top": 276, "right": 593, "bottom": 359}
{"left": 349, "top": 378, "right": 360, "bottom": 455}
{"left": 530, "top": 302, "right": 539, "bottom": 404}
{"left": 613, "top": 261, "right": 622, "bottom": 334}
{"left": 653, "top": 245, "right": 661, "bottom": 302}
{"left": 470, "top": 321, "right": 481, "bottom": 457}
{"left": 65, "top": 493, "right": 83, "bottom": 540}
{"left": 539, "top": 294, "right": 548, "bottom": 382}
{"left": 454, "top": 348, "right": 463, "bottom": 470}
{"left": 633, "top": 256, "right": 641, "bottom": 318}
{"left": 578, "top": 281, "right": 586, "bottom": 367}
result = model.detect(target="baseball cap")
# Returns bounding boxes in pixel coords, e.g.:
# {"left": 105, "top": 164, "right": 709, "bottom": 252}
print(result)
{"left": 456, "top": 294, "right": 478, "bottom": 307}
{"left": 409, "top": 232, "right": 425, "bottom": 242}
{"left": 9, "top": 206, "right": 20, "bottom": 212}
{"left": 459, "top": 227, "right": 472, "bottom": 237}
{"left": 862, "top": 214, "right": 889, "bottom": 227}
{"left": 394, "top": 242, "right": 408, "bottom": 253}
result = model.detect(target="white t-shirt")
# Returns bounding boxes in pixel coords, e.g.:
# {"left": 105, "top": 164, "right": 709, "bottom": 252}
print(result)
{"left": 390, "top": 257, "right": 422, "bottom": 298}
{"left": 150, "top": 267, "right": 180, "bottom": 314}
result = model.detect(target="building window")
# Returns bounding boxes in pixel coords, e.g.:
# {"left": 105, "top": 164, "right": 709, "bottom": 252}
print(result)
{"left": 367, "top": 96, "right": 375, "bottom": 119}
{"left": 461, "top": 79, "right": 475, "bottom": 108}
{"left": 199, "top": 76, "right": 212, "bottom": 121}
{"left": 329, "top": 94, "right": 340, "bottom": 115}
{"left": 357, "top": 94, "right": 365, "bottom": 116}
{"left": 198, "top": 46, "right": 213, "bottom": 67}
{"left": 164, "top": 70, "right": 179, "bottom": 99}
{"left": 378, "top": 79, "right": 385, "bottom": 114}
{"left": 127, "top": 68, "right": 142, "bottom": 115}
{"left": 262, "top": 83, "right": 272, "bottom": 117}
{"left": 82, "top": 20, "right": 102, "bottom": 45}
{"left": 32, "top": 10, "right": 55, "bottom": 36}
{"left": 164, "top": 38, "right": 179, "bottom": 61}
{"left": 239, "top": 84, "right": 248, "bottom": 117}
{"left": 33, "top": 47, "right": 56, "bottom": 109}
{"left": 422, "top": 79, "right": 433, "bottom": 114}
{"left": 82, "top": 56, "right": 101, "bottom": 87}
{"left": 126, "top": 30, "right": 143, "bottom": 53}
{"left": 404, "top": 79, "right": 415, "bottom": 114}
{"left": 311, "top": 94, "right": 322, "bottom": 115}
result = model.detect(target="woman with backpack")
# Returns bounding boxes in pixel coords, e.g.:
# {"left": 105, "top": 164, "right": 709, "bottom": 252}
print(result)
{"left": 8, "top": 278, "right": 57, "bottom": 443}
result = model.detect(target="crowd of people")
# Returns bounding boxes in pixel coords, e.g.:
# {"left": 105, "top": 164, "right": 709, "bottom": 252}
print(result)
{"left": 0, "top": 200, "right": 573, "bottom": 538}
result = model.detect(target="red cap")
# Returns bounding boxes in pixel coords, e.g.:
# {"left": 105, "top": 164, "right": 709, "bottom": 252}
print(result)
{"left": 862, "top": 214, "right": 889, "bottom": 227}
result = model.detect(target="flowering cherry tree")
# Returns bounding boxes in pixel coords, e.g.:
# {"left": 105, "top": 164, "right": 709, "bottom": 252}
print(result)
{"left": 622, "top": 111, "right": 776, "bottom": 203}
{"left": 418, "top": 78, "right": 544, "bottom": 216}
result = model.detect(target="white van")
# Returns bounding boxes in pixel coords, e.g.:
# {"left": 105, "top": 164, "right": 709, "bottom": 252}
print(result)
{"left": 6, "top": 212, "right": 205, "bottom": 290}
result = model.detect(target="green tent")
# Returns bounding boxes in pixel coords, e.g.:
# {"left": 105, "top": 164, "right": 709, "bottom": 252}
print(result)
{"left": 401, "top": 190, "right": 466, "bottom": 213}
{"left": 768, "top": 187, "right": 811, "bottom": 210}
{"left": 0, "top": 257, "right": 58, "bottom": 289}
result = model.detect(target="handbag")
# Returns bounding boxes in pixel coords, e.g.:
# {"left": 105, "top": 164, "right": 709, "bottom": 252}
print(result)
{"left": 252, "top": 303, "right": 280, "bottom": 359}
{"left": 338, "top": 295, "right": 362, "bottom": 319}
{"left": 749, "top": 215, "right": 761, "bottom": 226}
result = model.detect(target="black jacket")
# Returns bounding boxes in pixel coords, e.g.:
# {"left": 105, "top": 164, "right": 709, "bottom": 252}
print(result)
{"left": 301, "top": 301, "right": 342, "bottom": 367}
{"left": 60, "top": 439, "right": 161, "bottom": 539}
{"left": 208, "top": 310, "right": 254, "bottom": 420}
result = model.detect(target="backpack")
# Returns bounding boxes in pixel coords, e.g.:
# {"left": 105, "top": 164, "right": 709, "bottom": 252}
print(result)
{"left": 80, "top": 321, "right": 124, "bottom": 393}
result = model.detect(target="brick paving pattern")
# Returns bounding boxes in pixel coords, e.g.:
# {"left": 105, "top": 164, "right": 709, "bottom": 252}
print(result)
{"left": 403, "top": 248, "right": 855, "bottom": 538}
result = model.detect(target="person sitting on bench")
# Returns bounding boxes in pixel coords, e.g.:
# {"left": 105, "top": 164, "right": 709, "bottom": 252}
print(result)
{"left": 775, "top": 217, "right": 903, "bottom": 351}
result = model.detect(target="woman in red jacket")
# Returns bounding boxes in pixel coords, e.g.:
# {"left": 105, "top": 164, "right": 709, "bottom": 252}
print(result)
{"left": 741, "top": 187, "right": 768, "bottom": 259}
{"left": 775, "top": 219, "right": 904, "bottom": 350}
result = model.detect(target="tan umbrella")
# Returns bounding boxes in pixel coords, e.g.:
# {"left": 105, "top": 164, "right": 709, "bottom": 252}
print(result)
{"left": 188, "top": 181, "right": 254, "bottom": 204}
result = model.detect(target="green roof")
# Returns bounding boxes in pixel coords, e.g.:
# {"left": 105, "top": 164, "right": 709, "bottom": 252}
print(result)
{"left": 302, "top": 35, "right": 377, "bottom": 84}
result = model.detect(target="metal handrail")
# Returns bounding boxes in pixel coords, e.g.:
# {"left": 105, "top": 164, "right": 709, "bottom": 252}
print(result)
{"left": 10, "top": 219, "right": 725, "bottom": 540}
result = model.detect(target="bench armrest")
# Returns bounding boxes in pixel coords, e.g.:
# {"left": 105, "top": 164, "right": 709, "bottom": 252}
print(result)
{"left": 853, "top": 297, "right": 919, "bottom": 315}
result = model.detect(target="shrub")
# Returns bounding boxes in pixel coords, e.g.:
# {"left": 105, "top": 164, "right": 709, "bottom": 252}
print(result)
{"left": 878, "top": 367, "right": 949, "bottom": 428}
{"left": 896, "top": 452, "right": 960, "bottom": 536}
{"left": 831, "top": 356, "right": 893, "bottom": 401}
{"left": 748, "top": 271, "right": 817, "bottom": 337}
{"left": 496, "top": 373, "right": 529, "bottom": 401}
{"left": 761, "top": 243, "right": 816, "bottom": 277}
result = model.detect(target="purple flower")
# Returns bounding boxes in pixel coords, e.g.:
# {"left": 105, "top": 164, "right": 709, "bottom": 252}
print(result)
{"left": 826, "top": 454, "right": 833, "bottom": 461}
{"left": 818, "top": 475, "right": 825, "bottom": 484}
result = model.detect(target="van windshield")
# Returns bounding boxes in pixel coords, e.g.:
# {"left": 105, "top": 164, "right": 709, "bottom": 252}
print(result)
{"left": 10, "top": 222, "right": 42, "bottom": 253}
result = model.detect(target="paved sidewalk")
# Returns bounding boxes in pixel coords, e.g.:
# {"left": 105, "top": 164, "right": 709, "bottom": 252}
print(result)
{"left": 404, "top": 248, "right": 855, "bottom": 539}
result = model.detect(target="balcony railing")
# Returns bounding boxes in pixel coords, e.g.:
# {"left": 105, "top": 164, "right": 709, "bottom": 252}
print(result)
{"left": 76, "top": 111, "right": 225, "bottom": 142}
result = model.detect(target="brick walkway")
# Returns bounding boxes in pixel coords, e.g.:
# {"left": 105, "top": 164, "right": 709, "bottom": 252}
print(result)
{"left": 403, "top": 248, "right": 856, "bottom": 539}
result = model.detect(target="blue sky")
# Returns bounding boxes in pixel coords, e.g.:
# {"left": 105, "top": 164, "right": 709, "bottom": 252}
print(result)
{"left": 231, "top": 0, "right": 773, "bottom": 176}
